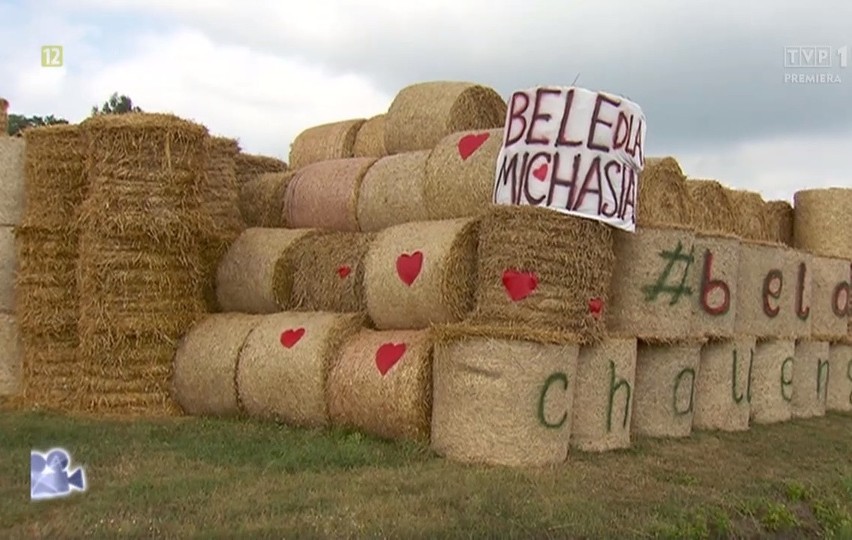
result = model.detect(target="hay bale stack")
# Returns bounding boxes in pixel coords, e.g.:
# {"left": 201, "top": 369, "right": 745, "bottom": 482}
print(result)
{"left": 469, "top": 205, "right": 614, "bottom": 345}
{"left": 431, "top": 330, "right": 579, "bottom": 467}
{"left": 826, "top": 341, "right": 852, "bottom": 412}
{"left": 793, "top": 188, "right": 852, "bottom": 261}
{"left": 571, "top": 337, "right": 637, "bottom": 452}
{"left": 0, "top": 136, "right": 25, "bottom": 226}
{"left": 237, "top": 171, "right": 294, "bottom": 228}
{"left": 236, "top": 311, "right": 365, "bottom": 427}
{"left": 749, "top": 339, "right": 794, "bottom": 424}
{"left": 384, "top": 81, "right": 507, "bottom": 154}
{"left": 285, "top": 158, "right": 377, "bottom": 232}
{"left": 692, "top": 337, "right": 756, "bottom": 432}
{"left": 22, "top": 125, "right": 86, "bottom": 229}
{"left": 364, "top": 219, "right": 478, "bottom": 329}
{"left": 352, "top": 115, "right": 387, "bottom": 158}
{"left": 689, "top": 234, "right": 740, "bottom": 339}
{"left": 728, "top": 189, "right": 770, "bottom": 241}
{"left": 637, "top": 157, "right": 692, "bottom": 228}
{"left": 684, "top": 179, "right": 736, "bottom": 235}
{"left": 234, "top": 152, "right": 288, "bottom": 187}
{"left": 791, "top": 339, "right": 829, "bottom": 419}
{"left": 327, "top": 329, "right": 432, "bottom": 441}
{"left": 356, "top": 151, "right": 430, "bottom": 232}
{"left": 810, "top": 256, "right": 850, "bottom": 341}
{"left": 289, "top": 119, "right": 366, "bottom": 170}
{"left": 0, "top": 314, "right": 21, "bottom": 396}
{"left": 764, "top": 200, "right": 794, "bottom": 245}
{"left": 423, "top": 128, "right": 503, "bottom": 220}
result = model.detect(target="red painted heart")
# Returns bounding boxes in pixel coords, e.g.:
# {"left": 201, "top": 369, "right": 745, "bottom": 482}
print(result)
{"left": 280, "top": 328, "right": 305, "bottom": 348}
{"left": 457, "top": 132, "right": 490, "bottom": 160}
{"left": 337, "top": 265, "right": 351, "bottom": 279}
{"left": 532, "top": 164, "right": 548, "bottom": 181}
{"left": 588, "top": 297, "right": 604, "bottom": 319}
{"left": 396, "top": 251, "right": 423, "bottom": 286}
{"left": 502, "top": 269, "right": 538, "bottom": 302}
{"left": 375, "top": 342, "right": 406, "bottom": 375}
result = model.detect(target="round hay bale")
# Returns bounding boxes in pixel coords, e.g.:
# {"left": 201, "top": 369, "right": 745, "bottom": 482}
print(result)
{"left": 327, "top": 329, "right": 432, "bottom": 441}
{"left": 749, "top": 339, "right": 794, "bottom": 424}
{"left": 235, "top": 153, "right": 288, "bottom": 187}
{"left": 791, "top": 339, "right": 830, "bottom": 419}
{"left": 384, "top": 81, "right": 507, "bottom": 154}
{"left": 631, "top": 341, "right": 703, "bottom": 438}
{"left": 764, "top": 200, "right": 794, "bottom": 246}
{"left": 236, "top": 311, "right": 365, "bottom": 427}
{"left": 285, "top": 157, "right": 377, "bottom": 232}
{"left": 470, "top": 205, "right": 615, "bottom": 345}
{"left": 607, "top": 227, "right": 697, "bottom": 341}
{"left": 0, "top": 137, "right": 25, "bottom": 226}
{"left": 352, "top": 115, "right": 387, "bottom": 158}
{"left": 692, "top": 337, "right": 756, "bottom": 432}
{"left": 689, "top": 233, "right": 740, "bottom": 339}
{"left": 727, "top": 189, "right": 770, "bottom": 242}
{"left": 637, "top": 157, "right": 692, "bottom": 228}
{"left": 810, "top": 256, "right": 850, "bottom": 341}
{"left": 826, "top": 341, "right": 852, "bottom": 412}
{"left": 201, "top": 136, "right": 242, "bottom": 238}
{"left": 422, "top": 128, "right": 503, "bottom": 220}
{"left": 0, "top": 226, "right": 16, "bottom": 312}
{"left": 430, "top": 334, "right": 579, "bottom": 467}
{"left": 237, "top": 171, "right": 294, "bottom": 228}
{"left": 684, "top": 179, "right": 736, "bottom": 235}
{"left": 289, "top": 119, "right": 366, "bottom": 170}
{"left": 793, "top": 188, "right": 852, "bottom": 260}
{"left": 216, "top": 227, "right": 316, "bottom": 314}
{"left": 172, "top": 313, "right": 262, "bottom": 416}
{"left": 356, "top": 151, "right": 430, "bottom": 232}
{"left": 364, "top": 218, "right": 478, "bottom": 330}
{"left": 278, "top": 231, "right": 374, "bottom": 313}
{"left": 570, "top": 337, "right": 637, "bottom": 452}
{"left": 0, "top": 314, "right": 21, "bottom": 396}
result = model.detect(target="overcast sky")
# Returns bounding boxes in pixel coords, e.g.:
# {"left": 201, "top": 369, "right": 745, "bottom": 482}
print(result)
{"left": 1, "top": 0, "right": 849, "bottom": 202}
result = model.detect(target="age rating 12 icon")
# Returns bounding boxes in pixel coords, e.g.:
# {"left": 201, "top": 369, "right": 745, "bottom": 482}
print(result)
{"left": 41, "top": 45, "right": 63, "bottom": 67}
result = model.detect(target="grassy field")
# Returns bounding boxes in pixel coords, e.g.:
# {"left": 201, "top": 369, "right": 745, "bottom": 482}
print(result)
{"left": 1, "top": 410, "right": 851, "bottom": 539}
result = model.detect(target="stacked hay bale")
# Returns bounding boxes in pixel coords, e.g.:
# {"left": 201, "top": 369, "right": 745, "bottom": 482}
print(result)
{"left": 238, "top": 171, "right": 293, "bottom": 227}
{"left": 289, "top": 119, "right": 367, "bottom": 169}
{"left": 234, "top": 152, "right": 287, "bottom": 187}
{"left": 0, "top": 97, "right": 8, "bottom": 135}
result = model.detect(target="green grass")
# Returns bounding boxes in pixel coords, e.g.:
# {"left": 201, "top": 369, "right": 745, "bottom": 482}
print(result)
{"left": 1, "top": 411, "right": 851, "bottom": 538}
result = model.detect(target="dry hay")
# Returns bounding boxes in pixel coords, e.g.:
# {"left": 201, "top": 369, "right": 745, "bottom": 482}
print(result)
{"left": 384, "top": 81, "right": 507, "bottom": 154}
{"left": 237, "top": 171, "right": 294, "bottom": 228}
{"left": 0, "top": 136, "right": 25, "bottom": 226}
{"left": 201, "top": 136, "right": 243, "bottom": 239}
{"left": 607, "top": 226, "right": 697, "bottom": 341}
{"left": 199, "top": 236, "right": 232, "bottom": 313}
{"left": 0, "top": 97, "right": 7, "bottom": 135}
{"left": 791, "top": 339, "right": 830, "bottom": 419}
{"left": 356, "top": 151, "right": 430, "bottom": 232}
{"left": 423, "top": 128, "right": 504, "bottom": 220}
{"left": 749, "top": 339, "right": 794, "bottom": 424}
{"left": 470, "top": 205, "right": 615, "bottom": 345}
{"left": 689, "top": 233, "right": 740, "bottom": 339}
{"left": 0, "top": 314, "right": 21, "bottom": 396}
{"left": 364, "top": 219, "right": 478, "bottom": 330}
{"left": 217, "top": 227, "right": 315, "bottom": 313}
{"left": 236, "top": 311, "right": 365, "bottom": 427}
{"left": 684, "top": 179, "right": 736, "bottom": 235}
{"left": 793, "top": 188, "right": 852, "bottom": 260}
{"left": 353, "top": 115, "right": 387, "bottom": 158}
{"left": 727, "top": 189, "right": 771, "bottom": 242}
{"left": 289, "top": 119, "right": 366, "bottom": 170}
{"left": 810, "top": 256, "right": 849, "bottom": 341}
{"left": 235, "top": 152, "right": 288, "bottom": 187}
{"left": 430, "top": 333, "right": 579, "bottom": 467}
{"left": 18, "top": 337, "right": 84, "bottom": 411}
{"left": 285, "top": 158, "right": 377, "bottom": 232}
{"left": 172, "top": 313, "right": 262, "bottom": 416}
{"left": 826, "top": 341, "right": 852, "bottom": 412}
{"left": 0, "top": 226, "right": 16, "bottom": 312}
{"left": 327, "top": 328, "right": 432, "bottom": 441}
{"left": 692, "top": 337, "right": 756, "bottom": 432}
{"left": 631, "top": 340, "right": 703, "bottom": 438}
{"left": 279, "top": 231, "right": 374, "bottom": 313}
{"left": 571, "top": 338, "right": 637, "bottom": 452}
{"left": 764, "top": 200, "right": 794, "bottom": 246}
{"left": 636, "top": 157, "right": 692, "bottom": 228}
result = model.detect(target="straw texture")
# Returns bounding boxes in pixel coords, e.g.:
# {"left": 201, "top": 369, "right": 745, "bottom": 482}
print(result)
{"left": 353, "top": 115, "right": 387, "bottom": 158}
{"left": 791, "top": 339, "right": 829, "bottom": 419}
{"left": 692, "top": 337, "right": 756, "bottom": 432}
{"left": 749, "top": 339, "right": 794, "bottom": 424}
{"left": 637, "top": 157, "right": 692, "bottom": 228}
{"left": 764, "top": 200, "right": 794, "bottom": 246}
{"left": 201, "top": 136, "right": 242, "bottom": 238}
{"left": 0, "top": 314, "right": 21, "bottom": 396}
{"left": 793, "top": 188, "right": 852, "bottom": 260}
{"left": 0, "top": 226, "right": 16, "bottom": 312}
{"left": 826, "top": 342, "right": 852, "bottom": 412}
{"left": 356, "top": 151, "right": 430, "bottom": 232}
{"left": 689, "top": 234, "right": 740, "bottom": 339}
{"left": 728, "top": 189, "right": 770, "bottom": 241}
{"left": 810, "top": 256, "right": 849, "bottom": 340}
{"left": 684, "top": 179, "right": 736, "bottom": 235}
{"left": 0, "top": 137, "right": 25, "bottom": 226}
{"left": 21, "top": 124, "right": 84, "bottom": 229}
{"left": 238, "top": 171, "right": 294, "bottom": 228}
{"left": 234, "top": 153, "right": 288, "bottom": 187}
{"left": 289, "top": 119, "right": 366, "bottom": 170}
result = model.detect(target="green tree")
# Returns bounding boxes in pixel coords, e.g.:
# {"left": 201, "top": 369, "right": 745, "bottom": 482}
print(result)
{"left": 91, "top": 92, "right": 141, "bottom": 116}
{"left": 6, "top": 114, "right": 69, "bottom": 136}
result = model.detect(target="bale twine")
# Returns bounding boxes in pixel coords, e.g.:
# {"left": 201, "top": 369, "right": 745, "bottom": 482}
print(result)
{"left": 684, "top": 179, "right": 736, "bottom": 235}
{"left": 237, "top": 171, "right": 294, "bottom": 228}
{"left": 607, "top": 226, "right": 697, "bottom": 341}
{"left": 279, "top": 231, "right": 374, "bottom": 313}
{"left": 234, "top": 152, "right": 288, "bottom": 187}
{"left": 793, "top": 188, "right": 852, "bottom": 260}
{"left": 384, "top": 81, "right": 507, "bottom": 154}
{"left": 826, "top": 341, "right": 852, "bottom": 412}
{"left": 0, "top": 137, "right": 25, "bottom": 226}
{"left": 727, "top": 189, "right": 770, "bottom": 242}
{"left": 636, "top": 157, "right": 692, "bottom": 228}
{"left": 791, "top": 339, "right": 830, "bottom": 419}
{"left": 217, "top": 227, "right": 315, "bottom": 314}
{"left": 285, "top": 157, "right": 377, "bottom": 232}
{"left": 430, "top": 331, "right": 579, "bottom": 467}
{"left": 470, "top": 205, "right": 615, "bottom": 345}
{"left": 364, "top": 219, "right": 478, "bottom": 330}
{"left": 172, "top": 313, "right": 262, "bottom": 416}
{"left": 631, "top": 340, "right": 703, "bottom": 438}
{"left": 423, "top": 128, "right": 503, "bottom": 220}
{"left": 764, "top": 200, "right": 794, "bottom": 246}
{"left": 749, "top": 339, "right": 794, "bottom": 424}
{"left": 810, "top": 256, "right": 849, "bottom": 341}
{"left": 0, "top": 313, "right": 21, "bottom": 396}
{"left": 0, "top": 226, "right": 16, "bottom": 312}
{"left": 327, "top": 328, "right": 432, "bottom": 441}
{"left": 692, "top": 337, "right": 756, "bottom": 432}
{"left": 689, "top": 233, "right": 740, "bottom": 339}
{"left": 352, "top": 115, "right": 387, "bottom": 158}
{"left": 570, "top": 337, "right": 637, "bottom": 452}
{"left": 289, "top": 119, "right": 366, "bottom": 170}
{"left": 236, "top": 311, "right": 365, "bottom": 427}
{"left": 355, "top": 151, "right": 430, "bottom": 232}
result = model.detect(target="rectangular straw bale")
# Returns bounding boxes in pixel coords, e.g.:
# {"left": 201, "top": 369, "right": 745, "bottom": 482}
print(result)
{"left": 327, "top": 328, "right": 433, "bottom": 441}
{"left": 356, "top": 151, "right": 430, "bottom": 232}
{"left": 793, "top": 188, "right": 852, "bottom": 260}
{"left": 201, "top": 135, "right": 243, "bottom": 239}
{"left": 0, "top": 137, "right": 25, "bottom": 226}
{"left": 791, "top": 339, "right": 829, "bottom": 419}
{"left": 0, "top": 226, "right": 16, "bottom": 311}
{"left": 826, "top": 341, "right": 852, "bottom": 412}
{"left": 235, "top": 152, "right": 288, "bottom": 187}
{"left": 0, "top": 314, "right": 21, "bottom": 396}
{"left": 810, "top": 256, "right": 850, "bottom": 340}
{"left": 763, "top": 200, "right": 794, "bottom": 245}
{"left": 289, "top": 119, "right": 366, "bottom": 170}
{"left": 749, "top": 339, "right": 794, "bottom": 424}
{"left": 637, "top": 157, "right": 692, "bottom": 228}
{"left": 19, "top": 337, "right": 83, "bottom": 410}
{"left": 692, "top": 337, "right": 756, "bottom": 432}
{"left": 353, "top": 114, "right": 387, "bottom": 158}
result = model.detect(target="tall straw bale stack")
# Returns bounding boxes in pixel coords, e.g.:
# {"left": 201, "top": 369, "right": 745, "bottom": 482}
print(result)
{"left": 727, "top": 189, "right": 771, "bottom": 242}
{"left": 763, "top": 200, "right": 794, "bottom": 246}
{"left": 356, "top": 151, "right": 430, "bottom": 232}
{"left": 749, "top": 339, "right": 794, "bottom": 424}
{"left": 21, "top": 124, "right": 85, "bottom": 228}
{"left": 234, "top": 152, "right": 288, "bottom": 187}
{"left": 791, "top": 339, "right": 829, "bottom": 419}
{"left": 289, "top": 119, "right": 366, "bottom": 170}
{"left": 826, "top": 341, "right": 852, "bottom": 412}
{"left": 0, "top": 313, "right": 21, "bottom": 396}
{"left": 689, "top": 233, "right": 741, "bottom": 339}
{"left": 684, "top": 179, "right": 736, "bottom": 235}
{"left": 353, "top": 114, "right": 387, "bottom": 158}
{"left": 238, "top": 171, "right": 293, "bottom": 228}
{"left": 809, "top": 256, "right": 849, "bottom": 341}
{"left": 793, "top": 188, "right": 852, "bottom": 260}
{"left": 692, "top": 337, "right": 756, "bottom": 432}
{"left": 384, "top": 81, "right": 507, "bottom": 154}
{"left": 0, "top": 136, "right": 25, "bottom": 226}
{"left": 0, "top": 226, "right": 16, "bottom": 312}
{"left": 0, "top": 97, "right": 8, "bottom": 136}
{"left": 637, "top": 157, "right": 692, "bottom": 228}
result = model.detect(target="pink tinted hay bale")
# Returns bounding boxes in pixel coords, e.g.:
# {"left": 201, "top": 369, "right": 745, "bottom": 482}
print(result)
{"left": 353, "top": 115, "right": 387, "bottom": 158}
{"left": 172, "top": 313, "right": 262, "bottom": 416}
{"left": 216, "top": 227, "right": 315, "bottom": 314}
{"left": 570, "top": 337, "right": 637, "bottom": 452}
{"left": 0, "top": 137, "right": 25, "bottom": 225}
{"left": 289, "top": 119, "right": 366, "bottom": 170}
{"left": 0, "top": 226, "right": 16, "bottom": 311}
{"left": 364, "top": 218, "right": 478, "bottom": 330}
{"left": 826, "top": 341, "right": 852, "bottom": 412}
{"left": 285, "top": 157, "right": 377, "bottom": 232}
{"left": 384, "top": 81, "right": 507, "bottom": 154}
{"left": 793, "top": 188, "right": 852, "bottom": 260}
{"left": 0, "top": 314, "right": 21, "bottom": 396}
{"left": 423, "top": 128, "right": 503, "bottom": 220}
{"left": 689, "top": 233, "right": 740, "bottom": 339}
{"left": 764, "top": 200, "right": 794, "bottom": 246}
{"left": 327, "top": 329, "right": 432, "bottom": 441}
{"left": 236, "top": 311, "right": 365, "bottom": 427}
{"left": 810, "top": 256, "right": 849, "bottom": 341}
{"left": 356, "top": 151, "right": 430, "bottom": 232}
{"left": 749, "top": 339, "right": 794, "bottom": 424}
{"left": 791, "top": 339, "right": 830, "bottom": 419}
{"left": 692, "top": 337, "right": 756, "bottom": 432}
{"left": 430, "top": 334, "right": 579, "bottom": 467}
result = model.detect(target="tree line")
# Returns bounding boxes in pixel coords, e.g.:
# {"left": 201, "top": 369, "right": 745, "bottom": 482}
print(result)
{"left": 5, "top": 92, "right": 142, "bottom": 136}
